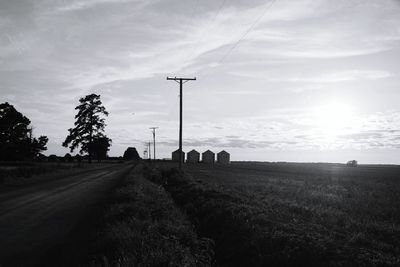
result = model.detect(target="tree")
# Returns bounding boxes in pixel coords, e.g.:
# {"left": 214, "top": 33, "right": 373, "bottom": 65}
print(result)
{"left": 62, "top": 94, "right": 110, "bottom": 163}
{"left": 90, "top": 136, "right": 112, "bottom": 162}
{"left": 31, "top": 135, "right": 48, "bottom": 159}
{"left": 47, "top": 154, "right": 58, "bottom": 162}
{"left": 123, "top": 147, "right": 140, "bottom": 160}
{"left": 64, "top": 153, "right": 74, "bottom": 162}
{"left": 0, "top": 102, "right": 48, "bottom": 161}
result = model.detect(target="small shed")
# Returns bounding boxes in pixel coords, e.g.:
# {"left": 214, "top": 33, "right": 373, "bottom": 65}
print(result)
{"left": 187, "top": 149, "right": 200, "bottom": 163}
{"left": 202, "top": 150, "right": 215, "bottom": 164}
{"left": 172, "top": 149, "right": 185, "bottom": 162}
{"left": 346, "top": 160, "right": 358, "bottom": 167}
{"left": 217, "top": 150, "right": 230, "bottom": 164}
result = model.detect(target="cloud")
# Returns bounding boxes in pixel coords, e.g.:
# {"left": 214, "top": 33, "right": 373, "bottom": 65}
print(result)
{"left": 51, "top": 0, "right": 139, "bottom": 13}
{"left": 1, "top": 0, "right": 399, "bottom": 163}
{"left": 173, "top": 110, "right": 400, "bottom": 151}
{"left": 228, "top": 69, "right": 393, "bottom": 83}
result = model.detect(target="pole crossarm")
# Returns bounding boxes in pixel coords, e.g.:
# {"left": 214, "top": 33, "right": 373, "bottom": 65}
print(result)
{"left": 166, "top": 77, "right": 197, "bottom": 81}
{"left": 167, "top": 76, "right": 196, "bottom": 169}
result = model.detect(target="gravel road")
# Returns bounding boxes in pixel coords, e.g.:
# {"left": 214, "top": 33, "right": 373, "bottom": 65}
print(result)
{"left": 0, "top": 163, "right": 134, "bottom": 267}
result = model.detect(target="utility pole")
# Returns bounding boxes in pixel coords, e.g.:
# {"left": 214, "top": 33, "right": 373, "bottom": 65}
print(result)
{"left": 147, "top": 142, "right": 151, "bottom": 160}
{"left": 149, "top": 127, "right": 158, "bottom": 161}
{"left": 167, "top": 77, "right": 196, "bottom": 169}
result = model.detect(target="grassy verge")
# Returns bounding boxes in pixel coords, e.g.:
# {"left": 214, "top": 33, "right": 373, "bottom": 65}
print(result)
{"left": 86, "top": 163, "right": 214, "bottom": 266}
{"left": 145, "top": 166, "right": 400, "bottom": 267}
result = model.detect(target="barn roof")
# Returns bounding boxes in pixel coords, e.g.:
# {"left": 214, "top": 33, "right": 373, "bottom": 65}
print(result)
{"left": 218, "top": 150, "right": 229, "bottom": 155}
{"left": 188, "top": 149, "right": 200, "bottom": 154}
{"left": 202, "top": 150, "right": 215, "bottom": 155}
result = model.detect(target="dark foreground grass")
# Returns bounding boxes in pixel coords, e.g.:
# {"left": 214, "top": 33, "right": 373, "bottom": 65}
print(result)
{"left": 146, "top": 164, "right": 400, "bottom": 267}
{"left": 86, "top": 163, "right": 214, "bottom": 266}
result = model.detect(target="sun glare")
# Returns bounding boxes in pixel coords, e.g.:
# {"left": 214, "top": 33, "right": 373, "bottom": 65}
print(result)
{"left": 312, "top": 102, "right": 357, "bottom": 139}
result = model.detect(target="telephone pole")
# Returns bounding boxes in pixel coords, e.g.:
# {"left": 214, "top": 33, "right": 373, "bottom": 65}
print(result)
{"left": 167, "top": 77, "right": 196, "bottom": 169}
{"left": 149, "top": 127, "right": 158, "bottom": 160}
{"left": 147, "top": 142, "right": 151, "bottom": 160}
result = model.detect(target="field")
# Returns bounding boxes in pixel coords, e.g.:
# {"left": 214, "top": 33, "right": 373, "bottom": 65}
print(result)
{"left": 2, "top": 161, "right": 399, "bottom": 266}
{"left": 148, "top": 162, "right": 400, "bottom": 267}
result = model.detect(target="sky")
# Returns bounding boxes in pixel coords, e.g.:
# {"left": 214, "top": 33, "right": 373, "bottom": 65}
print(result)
{"left": 1, "top": 0, "right": 400, "bottom": 164}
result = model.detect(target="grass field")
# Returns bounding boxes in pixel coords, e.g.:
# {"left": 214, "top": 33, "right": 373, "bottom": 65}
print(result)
{"left": 150, "top": 162, "right": 400, "bottom": 267}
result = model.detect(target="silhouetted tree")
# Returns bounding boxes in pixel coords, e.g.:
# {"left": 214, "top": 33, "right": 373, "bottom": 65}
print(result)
{"left": 48, "top": 154, "right": 58, "bottom": 162}
{"left": 64, "top": 153, "right": 74, "bottom": 162}
{"left": 0, "top": 102, "right": 48, "bottom": 161}
{"left": 36, "top": 153, "right": 47, "bottom": 162}
{"left": 62, "top": 94, "right": 110, "bottom": 163}
{"left": 90, "top": 136, "right": 111, "bottom": 162}
{"left": 123, "top": 147, "right": 140, "bottom": 160}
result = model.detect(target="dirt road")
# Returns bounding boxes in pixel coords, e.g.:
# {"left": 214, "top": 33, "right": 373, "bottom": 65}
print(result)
{"left": 0, "top": 163, "right": 134, "bottom": 267}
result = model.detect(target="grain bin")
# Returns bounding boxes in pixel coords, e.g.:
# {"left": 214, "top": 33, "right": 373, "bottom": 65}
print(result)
{"left": 187, "top": 149, "right": 200, "bottom": 163}
{"left": 217, "top": 150, "right": 230, "bottom": 164}
{"left": 172, "top": 149, "right": 185, "bottom": 163}
{"left": 202, "top": 150, "right": 215, "bottom": 164}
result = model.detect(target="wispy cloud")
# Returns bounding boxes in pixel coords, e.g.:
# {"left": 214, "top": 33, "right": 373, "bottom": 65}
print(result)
{"left": 51, "top": 0, "right": 138, "bottom": 13}
{"left": 228, "top": 69, "right": 392, "bottom": 82}
{"left": 1, "top": 0, "right": 399, "bottom": 162}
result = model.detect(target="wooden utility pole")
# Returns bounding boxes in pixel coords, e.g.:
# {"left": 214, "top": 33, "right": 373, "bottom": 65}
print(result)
{"left": 166, "top": 77, "right": 196, "bottom": 169}
{"left": 149, "top": 127, "right": 158, "bottom": 160}
{"left": 147, "top": 142, "right": 151, "bottom": 160}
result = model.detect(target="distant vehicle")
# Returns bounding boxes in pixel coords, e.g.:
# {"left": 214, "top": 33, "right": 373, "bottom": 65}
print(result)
{"left": 346, "top": 160, "right": 358, "bottom": 167}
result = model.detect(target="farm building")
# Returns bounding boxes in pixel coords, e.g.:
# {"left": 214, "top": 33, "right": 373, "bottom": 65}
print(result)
{"left": 217, "top": 150, "right": 230, "bottom": 164}
{"left": 202, "top": 150, "right": 215, "bottom": 164}
{"left": 346, "top": 160, "right": 358, "bottom": 167}
{"left": 172, "top": 149, "right": 185, "bottom": 162}
{"left": 187, "top": 149, "right": 200, "bottom": 163}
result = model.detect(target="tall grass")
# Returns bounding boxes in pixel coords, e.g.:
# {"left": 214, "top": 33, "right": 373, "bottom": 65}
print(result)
{"left": 87, "top": 164, "right": 214, "bottom": 266}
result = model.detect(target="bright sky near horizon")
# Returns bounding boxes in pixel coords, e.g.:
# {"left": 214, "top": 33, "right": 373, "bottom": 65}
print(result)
{"left": 1, "top": 0, "right": 400, "bottom": 164}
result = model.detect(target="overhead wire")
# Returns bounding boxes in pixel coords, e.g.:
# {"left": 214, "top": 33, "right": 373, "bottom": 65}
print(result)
{"left": 212, "top": 0, "right": 228, "bottom": 26}
{"left": 196, "top": 0, "right": 277, "bottom": 80}
{"left": 218, "top": 0, "right": 277, "bottom": 65}
{"left": 179, "top": 0, "right": 228, "bottom": 75}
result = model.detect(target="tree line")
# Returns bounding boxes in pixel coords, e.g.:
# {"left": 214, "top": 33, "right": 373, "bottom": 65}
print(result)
{"left": 0, "top": 94, "right": 115, "bottom": 163}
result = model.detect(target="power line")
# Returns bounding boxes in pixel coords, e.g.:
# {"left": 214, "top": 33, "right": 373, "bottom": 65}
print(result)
{"left": 212, "top": 0, "right": 227, "bottom": 26}
{"left": 179, "top": 0, "right": 228, "bottom": 75}
{"left": 218, "top": 0, "right": 277, "bottom": 65}
{"left": 197, "top": 0, "right": 277, "bottom": 80}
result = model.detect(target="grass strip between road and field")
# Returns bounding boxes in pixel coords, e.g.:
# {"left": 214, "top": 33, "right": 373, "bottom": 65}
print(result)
{"left": 86, "top": 163, "right": 214, "bottom": 267}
